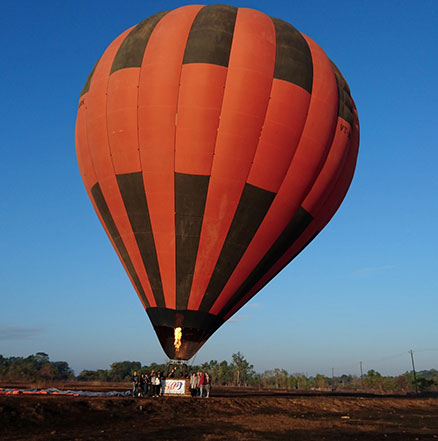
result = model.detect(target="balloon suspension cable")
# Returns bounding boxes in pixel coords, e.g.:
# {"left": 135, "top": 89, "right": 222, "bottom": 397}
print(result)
{"left": 165, "top": 359, "right": 188, "bottom": 377}
{"left": 166, "top": 359, "right": 188, "bottom": 366}
{"left": 190, "top": 351, "right": 198, "bottom": 367}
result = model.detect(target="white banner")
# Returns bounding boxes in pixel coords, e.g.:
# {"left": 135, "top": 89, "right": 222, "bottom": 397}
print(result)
{"left": 164, "top": 379, "right": 186, "bottom": 395}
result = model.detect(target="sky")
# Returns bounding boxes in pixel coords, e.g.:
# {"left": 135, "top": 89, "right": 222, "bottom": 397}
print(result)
{"left": 1, "top": 0, "right": 437, "bottom": 377}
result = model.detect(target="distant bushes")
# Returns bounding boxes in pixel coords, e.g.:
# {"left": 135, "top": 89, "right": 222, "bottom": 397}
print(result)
{"left": 0, "top": 352, "right": 74, "bottom": 382}
{"left": 2, "top": 352, "right": 437, "bottom": 394}
{"left": 76, "top": 361, "right": 142, "bottom": 382}
{"left": 255, "top": 368, "right": 438, "bottom": 394}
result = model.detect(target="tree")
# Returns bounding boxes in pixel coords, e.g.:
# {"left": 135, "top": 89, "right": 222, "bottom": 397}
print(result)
{"left": 216, "top": 360, "right": 233, "bottom": 385}
{"left": 366, "top": 369, "right": 381, "bottom": 378}
{"left": 291, "top": 374, "right": 309, "bottom": 390}
{"left": 0, "top": 353, "right": 73, "bottom": 382}
{"left": 35, "top": 352, "right": 50, "bottom": 364}
{"left": 52, "top": 361, "right": 74, "bottom": 380}
{"left": 231, "top": 352, "right": 255, "bottom": 386}
{"left": 363, "top": 369, "right": 383, "bottom": 393}
{"left": 339, "top": 374, "right": 354, "bottom": 386}
{"left": 261, "top": 369, "right": 290, "bottom": 389}
{"left": 309, "top": 374, "right": 330, "bottom": 391}
{"left": 416, "top": 376, "right": 436, "bottom": 393}
{"left": 109, "top": 361, "right": 141, "bottom": 381}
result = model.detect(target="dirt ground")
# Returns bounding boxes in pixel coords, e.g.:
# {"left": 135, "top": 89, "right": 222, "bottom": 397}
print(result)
{"left": 1, "top": 386, "right": 438, "bottom": 440}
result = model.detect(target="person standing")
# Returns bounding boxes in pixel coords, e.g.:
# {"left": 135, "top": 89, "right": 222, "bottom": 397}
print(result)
{"left": 150, "top": 370, "right": 156, "bottom": 397}
{"left": 145, "top": 371, "right": 151, "bottom": 397}
{"left": 153, "top": 371, "right": 161, "bottom": 397}
{"left": 143, "top": 373, "right": 150, "bottom": 397}
{"left": 160, "top": 371, "right": 166, "bottom": 396}
{"left": 189, "top": 372, "right": 197, "bottom": 397}
{"left": 204, "top": 372, "right": 211, "bottom": 398}
{"left": 139, "top": 373, "right": 145, "bottom": 397}
{"left": 132, "top": 371, "right": 140, "bottom": 397}
{"left": 199, "top": 371, "right": 205, "bottom": 398}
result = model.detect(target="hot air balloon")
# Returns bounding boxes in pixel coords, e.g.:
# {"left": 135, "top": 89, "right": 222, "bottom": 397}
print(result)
{"left": 75, "top": 4, "right": 359, "bottom": 360}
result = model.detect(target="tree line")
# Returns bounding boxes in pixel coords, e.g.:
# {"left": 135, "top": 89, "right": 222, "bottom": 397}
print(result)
{"left": 1, "top": 352, "right": 437, "bottom": 394}
{"left": 0, "top": 352, "right": 73, "bottom": 382}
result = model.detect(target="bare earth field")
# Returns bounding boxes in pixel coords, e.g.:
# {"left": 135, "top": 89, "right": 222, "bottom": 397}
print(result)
{"left": 1, "top": 385, "right": 438, "bottom": 440}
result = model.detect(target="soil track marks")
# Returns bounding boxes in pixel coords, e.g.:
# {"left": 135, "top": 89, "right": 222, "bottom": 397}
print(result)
{"left": 1, "top": 389, "right": 438, "bottom": 440}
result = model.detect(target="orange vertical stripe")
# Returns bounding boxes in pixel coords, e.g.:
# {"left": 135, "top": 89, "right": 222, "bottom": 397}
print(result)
{"left": 137, "top": 5, "right": 204, "bottom": 309}
{"left": 76, "top": 94, "right": 97, "bottom": 191}
{"left": 247, "top": 80, "right": 311, "bottom": 192}
{"left": 175, "top": 63, "right": 227, "bottom": 175}
{"left": 302, "top": 118, "right": 352, "bottom": 214}
{"left": 107, "top": 68, "right": 142, "bottom": 175}
{"left": 188, "top": 8, "right": 276, "bottom": 310}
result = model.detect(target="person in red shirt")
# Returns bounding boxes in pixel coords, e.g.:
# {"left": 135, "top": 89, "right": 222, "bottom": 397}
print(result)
{"left": 198, "top": 372, "right": 205, "bottom": 397}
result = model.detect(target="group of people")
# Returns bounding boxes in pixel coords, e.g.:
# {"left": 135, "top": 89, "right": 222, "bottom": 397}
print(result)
{"left": 189, "top": 371, "right": 211, "bottom": 398}
{"left": 131, "top": 369, "right": 211, "bottom": 398}
{"left": 131, "top": 370, "right": 163, "bottom": 397}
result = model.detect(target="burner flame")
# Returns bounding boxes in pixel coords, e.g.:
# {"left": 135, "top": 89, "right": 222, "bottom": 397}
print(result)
{"left": 174, "top": 327, "right": 182, "bottom": 352}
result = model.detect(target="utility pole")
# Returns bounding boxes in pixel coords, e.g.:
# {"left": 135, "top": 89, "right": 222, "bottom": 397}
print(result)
{"left": 360, "top": 361, "right": 364, "bottom": 390}
{"left": 332, "top": 368, "right": 335, "bottom": 392}
{"left": 409, "top": 349, "right": 418, "bottom": 395}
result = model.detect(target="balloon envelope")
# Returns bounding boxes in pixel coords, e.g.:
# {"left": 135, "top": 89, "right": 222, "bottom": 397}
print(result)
{"left": 75, "top": 5, "right": 359, "bottom": 360}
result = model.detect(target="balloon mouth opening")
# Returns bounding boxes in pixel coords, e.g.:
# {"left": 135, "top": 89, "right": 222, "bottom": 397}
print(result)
{"left": 153, "top": 325, "right": 214, "bottom": 360}
{"left": 146, "top": 308, "right": 224, "bottom": 360}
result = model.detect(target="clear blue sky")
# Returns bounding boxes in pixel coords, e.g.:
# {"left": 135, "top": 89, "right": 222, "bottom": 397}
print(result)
{"left": 1, "top": 0, "right": 437, "bottom": 377}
